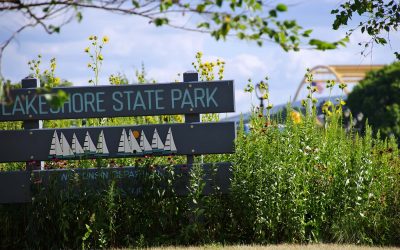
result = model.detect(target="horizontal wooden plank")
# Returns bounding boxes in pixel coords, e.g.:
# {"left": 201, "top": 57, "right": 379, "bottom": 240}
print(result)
{"left": 0, "top": 122, "right": 235, "bottom": 163}
{"left": 0, "top": 163, "right": 232, "bottom": 204}
{"left": 0, "top": 80, "right": 235, "bottom": 121}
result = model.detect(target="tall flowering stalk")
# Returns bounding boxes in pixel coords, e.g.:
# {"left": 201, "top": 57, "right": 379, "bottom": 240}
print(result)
{"left": 302, "top": 68, "right": 318, "bottom": 116}
{"left": 192, "top": 51, "right": 225, "bottom": 122}
{"left": 192, "top": 51, "right": 225, "bottom": 81}
{"left": 85, "top": 35, "right": 109, "bottom": 86}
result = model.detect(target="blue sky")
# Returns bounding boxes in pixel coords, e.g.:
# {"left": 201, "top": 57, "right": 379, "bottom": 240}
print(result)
{"left": 1, "top": 0, "right": 399, "bottom": 115}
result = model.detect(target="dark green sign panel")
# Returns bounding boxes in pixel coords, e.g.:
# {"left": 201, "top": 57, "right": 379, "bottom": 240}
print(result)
{"left": 0, "top": 122, "right": 235, "bottom": 163}
{"left": 0, "top": 80, "right": 235, "bottom": 121}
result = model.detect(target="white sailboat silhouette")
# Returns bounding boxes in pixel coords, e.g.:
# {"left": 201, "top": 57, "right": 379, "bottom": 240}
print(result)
{"left": 139, "top": 130, "right": 152, "bottom": 154}
{"left": 83, "top": 131, "right": 97, "bottom": 154}
{"left": 128, "top": 129, "right": 142, "bottom": 154}
{"left": 60, "top": 132, "right": 74, "bottom": 158}
{"left": 151, "top": 128, "right": 164, "bottom": 153}
{"left": 49, "top": 131, "right": 63, "bottom": 158}
{"left": 118, "top": 129, "right": 132, "bottom": 155}
{"left": 163, "top": 127, "right": 177, "bottom": 154}
{"left": 71, "top": 133, "right": 84, "bottom": 155}
{"left": 96, "top": 130, "right": 109, "bottom": 155}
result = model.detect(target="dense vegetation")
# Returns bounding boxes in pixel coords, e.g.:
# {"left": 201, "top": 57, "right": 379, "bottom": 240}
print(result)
{"left": 347, "top": 62, "right": 400, "bottom": 142}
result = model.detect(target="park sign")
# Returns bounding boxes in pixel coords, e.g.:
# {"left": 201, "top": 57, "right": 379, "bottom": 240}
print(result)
{"left": 0, "top": 72, "right": 236, "bottom": 203}
{"left": 0, "top": 80, "right": 234, "bottom": 121}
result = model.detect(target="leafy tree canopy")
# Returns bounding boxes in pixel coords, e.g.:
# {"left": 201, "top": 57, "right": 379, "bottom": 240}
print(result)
{"left": 347, "top": 62, "right": 400, "bottom": 141}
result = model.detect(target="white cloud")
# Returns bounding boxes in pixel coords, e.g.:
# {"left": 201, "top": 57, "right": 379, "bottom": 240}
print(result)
{"left": 234, "top": 89, "right": 254, "bottom": 114}
{"left": 227, "top": 54, "right": 269, "bottom": 78}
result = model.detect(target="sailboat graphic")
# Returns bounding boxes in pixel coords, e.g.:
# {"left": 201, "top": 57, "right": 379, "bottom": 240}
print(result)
{"left": 71, "top": 133, "right": 84, "bottom": 156}
{"left": 118, "top": 129, "right": 132, "bottom": 155}
{"left": 96, "top": 130, "right": 109, "bottom": 155}
{"left": 128, "top": 129, "right": 142, "bottom": 155}
{"left": 139, "top": 130, "right": 152, "bottom": 154}
{"left": 60, "top": 132, "right": 74, "bottom": 158}
{"left": 163, "top": 127, "right": 177, "bottom": 154}
{"left": 83, "top": 131, "right": 97, "bottom": 155}
{"left": 49, "top": 131, "right": 63, "bottom": 158}
{"left": 151, "top": 128, "right": 164, "bottom": 153}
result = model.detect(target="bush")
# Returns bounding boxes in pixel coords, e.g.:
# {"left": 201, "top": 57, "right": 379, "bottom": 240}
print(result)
{"left": 347, "top": 62, "right": 400, "bottom": 141}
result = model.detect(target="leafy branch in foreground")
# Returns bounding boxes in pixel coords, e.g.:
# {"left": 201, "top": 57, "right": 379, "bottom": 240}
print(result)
{"left": 331, "top": 0, "right": 400, "bottom": 59}
{"left": 0, "top": 0, "right": 346, "bottom": 76}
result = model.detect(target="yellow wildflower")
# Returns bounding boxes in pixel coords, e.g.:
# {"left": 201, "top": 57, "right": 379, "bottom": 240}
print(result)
{"left": 54, "top": 77, "right": 61, "bottom": 84}
{"left": 102, "top": 36, "right": 109, "bottom": 43}
{"left": 84, "top": 47, "right": 90, "bottom": 53}
{"left": 290, "top": 111, "right": 301, "bottom": 124}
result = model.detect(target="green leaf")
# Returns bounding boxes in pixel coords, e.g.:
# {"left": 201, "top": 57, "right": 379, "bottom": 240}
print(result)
{"left": 48, "top": 25, "right": 60, "bottom": 33}
{"left": 375, "top": 37, "right": 387, "bottom": 45}
{"left": 76, "top": 12, "right": 83, "bottom": 22}
{"left": 309, "top": 39, "right": 337, "bottom": 50}
{"left": 237, "top": 32, "right": 246, "bottom": 39}
{"left": 276, "top": 4, "right": 288, "bottom": 12}
{"left": 394, "top": 52, "right": 400, "bottom": 60}
{"left": 302, "top": 29, "right": 313, "bottom": 37}
{"left": 131, "top": 0, "right": 140, "bottom": 8}
{"left": 44, "top": 90, "right": 69, "bottom": 108}
{"left": 196, "top": 4, "right": 205, "bottom": 13}
{"left": 197, "top": 22, "right": 210, "bottom": 29}
{"left": 220, "top": 22, "right": 230, "bottom": 37}
{"left": 154, "top": 18, "right": 169, "bottom": 26}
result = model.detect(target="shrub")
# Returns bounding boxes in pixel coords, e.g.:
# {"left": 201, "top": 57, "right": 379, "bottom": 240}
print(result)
{"left": 347, "top": 62, "right": 400, "bottom": 141}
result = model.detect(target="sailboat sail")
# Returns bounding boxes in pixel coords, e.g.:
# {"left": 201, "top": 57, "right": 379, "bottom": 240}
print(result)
{"left": 96, "top": 130, "right": 109, "bottom": 155}
{"left": 139, "top": 130, "right": 152, "bottom": 153}
{"left": 151, "top": 128, "right": 164, "bottom": 152}
{"left": 49, "top": 131, "right": 63, "bottom": 158}
{"left": 60, "top": 132, "right": 74, "bottom": 158}
{"left": 164, "top": 128, "right": 177, "bottom": 153}
{"left": 128, "top": 129, "right": 142, "bottom": 154}
{"left": 118, "top": 129, "right": 132, "bottom": 154}
{"left": 84, "top": 131, "right": 97, "bottom": 154}
{"left": 71, "top": 133, "right": 84, "bottom": 155}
